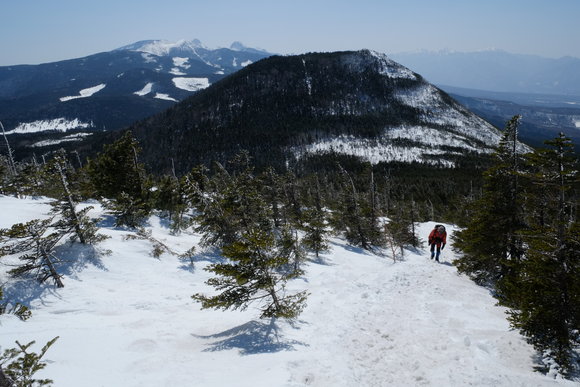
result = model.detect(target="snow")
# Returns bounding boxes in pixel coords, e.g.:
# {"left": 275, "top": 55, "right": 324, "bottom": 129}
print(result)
{"left": 1, "top": 195, "right": 575, "bottom": 386}
{"left": 169, "top": 68, "right": 187, "bottom": 75}
{"left": 29, "top": 133, "right": 93, "bottom": 148}
{"left": 241, "top": 59, "right": 253, "bottom": 67}
{"left": 141, "top": 53, "right": 157, "bottom": 63}
{"left": 4, "top": 118, "right": 93, "bottom": 134}
{"left": 172, "top": 77, "right": 210, "bottom": 92}
{"left": 172, "top": 57, "right": 190, "bottom": 69}
{"left": 575, "top": 120, "right": 580, "bottom": 128}
{"left": 123, "top": 39, "right": 204, "bottom": 57}
{"left": 292, "top": 124, "right": 497, "bottom": 167}
{"left": 368, "top": 50, "right": 416, "bottom": 80}
{"left": 293, "top": 134, "right": 456, "bottom": 167}
{"left": 169, "top": 57, "right": 191, "bottom": 75}
{"left": 154, "top": 93, "right": 178, "bottom": 102}
{"left": 60, "top": 84, "right": 106, "bottom": 102}
{"left": 133, "top": 82, "right": 154, "bottom": 96}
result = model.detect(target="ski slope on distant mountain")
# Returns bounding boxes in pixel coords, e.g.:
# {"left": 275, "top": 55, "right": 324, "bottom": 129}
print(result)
{"left": 0, "top": 196, "right": 574, "bottom": 386}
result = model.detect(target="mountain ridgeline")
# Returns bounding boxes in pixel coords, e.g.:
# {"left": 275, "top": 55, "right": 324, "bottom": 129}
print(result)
{"left": 0, "top": 39, "right": 272, "bottom": 159}
{"left": 128, "top": 50, "right": 503, "bottom": 175}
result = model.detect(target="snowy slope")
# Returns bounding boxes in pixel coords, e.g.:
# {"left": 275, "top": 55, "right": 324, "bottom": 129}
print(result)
{"left": 0, "top": 196, "right": 574, "bottom": 386}
{"left": 4, "top": 118, "right": 94, "bottom": 134}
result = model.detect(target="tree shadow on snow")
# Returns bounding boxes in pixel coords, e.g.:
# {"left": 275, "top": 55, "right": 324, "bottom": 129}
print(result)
{"left": 438, "top": 261, "right": 454, "bottom": 267}
{"left": 191, "top": 247, "right": 227, "bottom": 264}
{"left": 97, "top": 214, "right": 152, "bottom": 231}
{"left": 1, "top": 243, "right": 108, "bottom": 308}
{"left": 307, "top": 253, "right": 335, "bottom": 266}
{"left": 329, "top": 240, "right": 373, "bottom": 256}
{"left": 54, "top": 242, "right": 108, "bottom": 278}
{"left": 1, "top": 279, "right": 60, "bottom": 309}
{"left": 96, "top": 214, "right": 117, "bottom": 229}
{"left": 192, "top": 318, "right": 307, "bottom": 355}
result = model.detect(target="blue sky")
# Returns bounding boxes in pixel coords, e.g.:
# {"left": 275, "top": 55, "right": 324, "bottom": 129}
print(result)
{"left": 2, "top": 0, "right": 579, "bottom": 65}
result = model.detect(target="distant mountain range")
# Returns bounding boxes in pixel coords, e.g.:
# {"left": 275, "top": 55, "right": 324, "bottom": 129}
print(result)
{"left": 390, "top": 50, "right": 580, "bottom": 151}
{"left": 3, "top": 44, "right": 575, "bottom": 164}
{"left": 448, "top": 90, "right": 580, "bottom": 151}
{"left": 0, "top": 39, "right": 272, "bottom": 157}
{"left": 120, "top": 50, "right": 507, "bottom": 174}
{"left": 390, "top": 49, "right": 580, "bottom": 96}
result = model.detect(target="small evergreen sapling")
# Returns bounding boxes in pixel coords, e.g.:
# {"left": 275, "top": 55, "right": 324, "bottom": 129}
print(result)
{"left": 301, "top": 176, "right": 329, "bottom": 258}
{"left": 193, "top": 157, "right": 308, "bottom": 319}
{"left": 0, "top": 337, "right": 59, "bottom": 387}
{"left": 0, "top": 287, "right": 31, "bottom": 321}
{"left": 49, "top": 151, "right": 105, "bottom": 245}
{"left": 193, "top": 226, "right": 308, "bottom": 319}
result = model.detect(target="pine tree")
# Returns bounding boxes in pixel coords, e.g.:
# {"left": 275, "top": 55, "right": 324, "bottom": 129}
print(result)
{"left": 384, "top": 205, "right": 419, "bottom": 260}
{"left": 507, "top": 133, "right": 580, "bottom": 376}
{"left": 332, "top": 164, "right": 383, "bottom": 251}
{"left": 48, "top": 150, "right": 105, "bottom": 244}
{"left": 193, "top": 225, "right": 308, "bottom": 319}
{"left": 0, "top": 287, "right": 31, "bottom": 321}
{"left": 259, "top": 167, "right": 284, "bottom": 229}
{"left": 301, "top": 175, "right": 329, "bottom": 258}
{"left": 454, "top": 116, "right": 526, "bottom": 298}
{"left": 86, "top": 131, "right": 151, "bottom": 227}
{"left": 0, "top": 337, "right": 59, "bottom": 387}
{"left": 154, "top": 174, "right": 190, "bottom": 234}
{"left": 193, "top": 153, "right": 307, "bottom": 318}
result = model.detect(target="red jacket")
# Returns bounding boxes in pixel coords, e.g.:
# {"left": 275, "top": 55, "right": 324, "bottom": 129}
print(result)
{"left": 428, "top": 228, "right": 447, "bottom": 246}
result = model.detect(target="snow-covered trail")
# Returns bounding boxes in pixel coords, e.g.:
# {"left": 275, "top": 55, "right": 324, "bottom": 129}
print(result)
{"left": 284, "top": 222, "right": 568, "bottom": 386}
{"left": 0, "top": 196, "right": 574, "bottom": 386}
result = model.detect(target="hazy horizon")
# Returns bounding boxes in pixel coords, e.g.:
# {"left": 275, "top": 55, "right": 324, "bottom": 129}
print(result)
{"left": 2, "top": 0, "right": 579, "bottom": 66}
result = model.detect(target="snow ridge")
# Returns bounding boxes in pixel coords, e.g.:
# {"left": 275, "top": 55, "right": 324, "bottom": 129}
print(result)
{"left": 60, "top": 84, "right": 106, "bottom": 102}
{"left": 5, "top": 118, "right": 94, "bottom": 134}
{"left": 172, "top": 77, "right": 210, "bottom": 92}
{"left": 368, "top": 50, "right": 417, "bottom": 80}
{"left": 154, "top": 93, "right": 178, "bottom": 102}
{"left": 134, "top": 83, "right": 154, "bottom": 96}
{"left": 30, "top": 133, "right": 93, "bottom": 147}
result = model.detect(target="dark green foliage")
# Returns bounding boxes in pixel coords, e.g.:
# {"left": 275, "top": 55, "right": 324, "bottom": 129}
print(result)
{"left": 331, "top": 164, "right": 384, "bottom": 251}
{"left": 193, "top": 154, "right": 308, "bottom": 319}
{"left": 48, "top": 150, "right": 106, "bottom": 244}
{"left": 0, "top": 337, "right": 59, "bottom": 387}
{"left": 86, "top": 131, "right": 152, "bottom": 227}
{"left": 454, "top": 127, "right": 580, "bottom": 377}
{"left": 195, "top": 154, "right": 273, "bottom": 248}
{"left": 454, "top": 116, "right": 526, "bottom": 295}
{"left": 193, "top": 226, "right": 308, "bottom": 319}
{"left": 153, "top": 175, "right": 190, "bottom": 234}
{"left": 301, "top": 175, "right": 329, "bottom": 258}
{"left": 128, "top": 50, "right": 458, "bottom": 175}
{"left": 385, "top": 207, "right": 420, "bottom": 254}
{"left": 105, "top": 192, "right": 150, "bottom": 229}
{"left": 506, "top": 133, "right": 580, "bottom": 376}
{"left": 509, "top": 223, "right": 580, "bottom": 376}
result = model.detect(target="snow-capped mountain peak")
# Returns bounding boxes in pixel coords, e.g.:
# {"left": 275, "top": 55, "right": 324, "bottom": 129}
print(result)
{"left": 115, "top": 39, "right": 207, "bottom": 57}
{"left": 229, "top": 41, "right": 270, "bottom": 54}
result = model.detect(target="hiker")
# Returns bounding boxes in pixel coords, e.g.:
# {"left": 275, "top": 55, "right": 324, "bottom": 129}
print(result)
{"left": 428, "top": 224, "right": 447, "bottom": 262}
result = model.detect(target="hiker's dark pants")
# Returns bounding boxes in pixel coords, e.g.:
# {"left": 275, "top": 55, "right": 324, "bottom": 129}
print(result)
{"left": 430, "top": 243, "right": 441, "bottom": 261}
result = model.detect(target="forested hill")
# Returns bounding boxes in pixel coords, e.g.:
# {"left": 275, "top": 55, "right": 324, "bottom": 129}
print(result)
{"left": 127, "top": 50, "right": 503, "bottom": 175}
